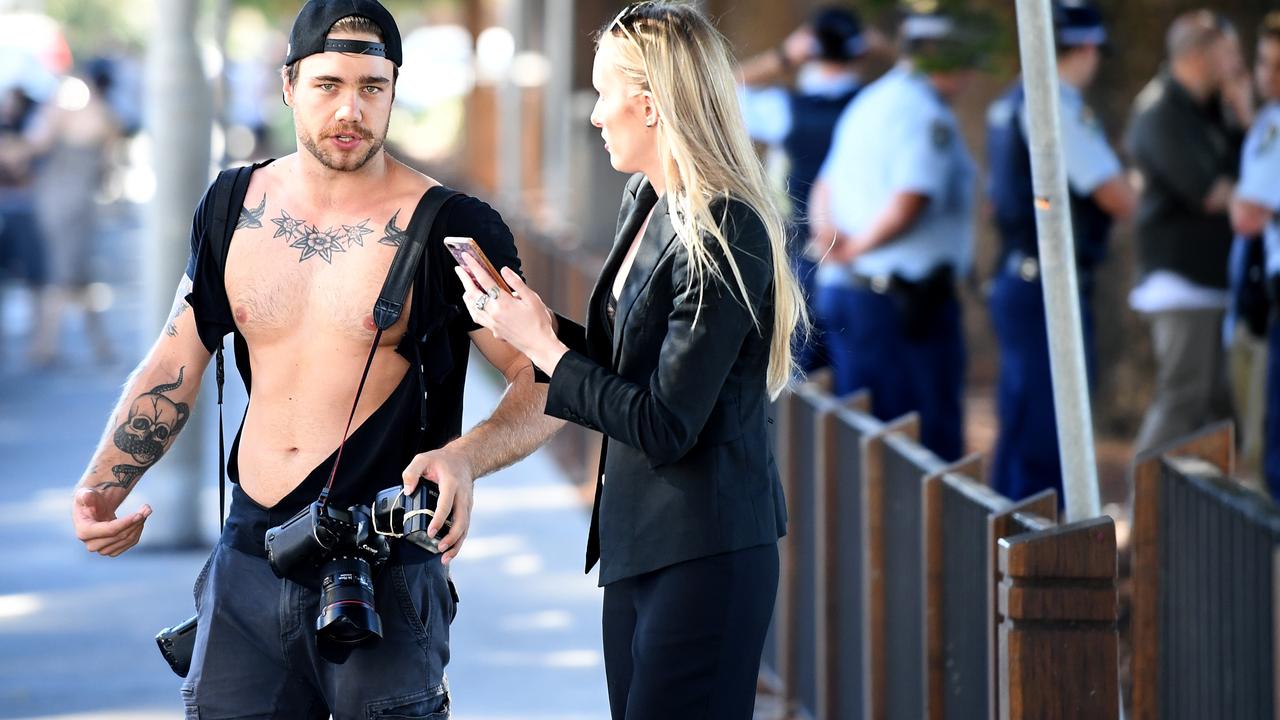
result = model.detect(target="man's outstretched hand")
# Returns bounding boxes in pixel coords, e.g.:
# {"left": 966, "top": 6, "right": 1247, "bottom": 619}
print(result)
{"left": 73, "top": 487, "right": 152, "bottom": 557}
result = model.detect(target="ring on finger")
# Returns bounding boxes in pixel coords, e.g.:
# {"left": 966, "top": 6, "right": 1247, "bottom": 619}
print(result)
{"left": 486, "top": 286, "right": 500, "bottom": 300}
{"left": 474, "top": 294, "right": 489, "bottom": 311}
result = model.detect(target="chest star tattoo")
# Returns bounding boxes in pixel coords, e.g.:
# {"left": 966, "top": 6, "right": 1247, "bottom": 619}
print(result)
{"left": 246, "top": 195, "right": 404, "bottom": 264}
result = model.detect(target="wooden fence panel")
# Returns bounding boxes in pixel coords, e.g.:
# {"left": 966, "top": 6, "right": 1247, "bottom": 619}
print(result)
{"left": 1130, "top": 422, "right": 1235, "bottom": 720}
{"left": 998, "top": 517, "right": 1120, "bottom": 720}
{"left": 924, "top": 465, "right": 1007, "bottom": 720}
{"left": 816, "top": 393, "right": 877, "bottom": 720}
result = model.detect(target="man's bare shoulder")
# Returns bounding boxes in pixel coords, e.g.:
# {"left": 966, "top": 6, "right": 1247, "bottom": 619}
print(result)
{"left": 385, "top": 157, "right": 443, "bottom": 204}
{"left": 240, "top": 155, "right": 288, "bottom": 209}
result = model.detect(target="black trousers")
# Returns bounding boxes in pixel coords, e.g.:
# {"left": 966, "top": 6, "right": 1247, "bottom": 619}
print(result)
{"left": 182, "top": 539, "right": 456, "bottom": 719}
{"left": 601, "top": 543, "right": 779, "bottom": 720}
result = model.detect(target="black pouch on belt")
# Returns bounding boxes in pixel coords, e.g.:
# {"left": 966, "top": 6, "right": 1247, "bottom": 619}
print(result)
{"left": 891, "top": 265, "right": 955, "bottom": 341}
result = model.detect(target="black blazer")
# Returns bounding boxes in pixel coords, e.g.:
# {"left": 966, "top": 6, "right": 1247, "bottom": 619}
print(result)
{"left": 545, "top": 173, "right": 788, "bottom": 586}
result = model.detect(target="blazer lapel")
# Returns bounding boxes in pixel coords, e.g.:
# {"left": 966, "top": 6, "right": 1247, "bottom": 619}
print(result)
{"left": 612, "top": 194, "right": 678, "bottom": 366}
{"left": 586, "top": 179, "right": 659, "bottom": 361}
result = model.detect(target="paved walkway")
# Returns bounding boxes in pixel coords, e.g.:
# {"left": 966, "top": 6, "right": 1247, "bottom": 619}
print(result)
{"left": 0, "top": 204, "right": 609, "bottom": 719}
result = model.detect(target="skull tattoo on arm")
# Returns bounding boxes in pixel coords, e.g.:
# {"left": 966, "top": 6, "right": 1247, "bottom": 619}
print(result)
{"left": 98, "top": 367, "right": 191, "bottom": 492}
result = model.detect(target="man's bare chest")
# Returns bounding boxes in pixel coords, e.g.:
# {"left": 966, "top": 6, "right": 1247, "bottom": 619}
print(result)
{"left": 223, "top": 193, "right": 414, "bottom": 341}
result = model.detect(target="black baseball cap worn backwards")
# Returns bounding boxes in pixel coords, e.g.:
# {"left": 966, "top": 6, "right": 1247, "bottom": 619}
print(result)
{"left": 285, "top": 0, "right": 403, "bottom": 68}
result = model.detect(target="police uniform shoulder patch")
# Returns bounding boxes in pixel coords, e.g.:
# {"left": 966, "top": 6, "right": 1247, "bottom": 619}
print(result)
{"left": 931, "top": 119, "right": 951, "bottom": 148}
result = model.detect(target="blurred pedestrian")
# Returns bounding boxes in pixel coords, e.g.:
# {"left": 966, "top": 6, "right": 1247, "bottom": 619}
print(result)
{"left": 1230, "top": 11, "right": 1280, "bottom": 499}
{"left": 0, "top": 85, "right": 51, "bottom": 366}
{"left": 738, "top": 5, "right": 872, "bottom": 373}
{"left": 1127, "top": 9, "right": 1240, "bottom": 454}
{"left": 224, "top": 57, "right": 274, "bottom": 160}
{"left": 1222, "top": 14, "right": 1270, "bottom": 486}
{"left": 985, "top": 0, "right": 1135, "bottom": 500}
{"left": 26, "top": 65, "right": 120, "bottom": 366}
{"left": 807, "top": 7, "right": 988, "bottom": 460}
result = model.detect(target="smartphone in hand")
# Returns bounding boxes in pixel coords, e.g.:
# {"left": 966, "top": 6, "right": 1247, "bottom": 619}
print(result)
{"left": 444, "top": 236, "right": 513, "bottom": 294}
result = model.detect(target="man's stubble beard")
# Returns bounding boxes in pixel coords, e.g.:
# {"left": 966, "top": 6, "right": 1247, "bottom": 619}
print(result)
{"left": 297, "top": 115, "right": 392, "bottom": 172}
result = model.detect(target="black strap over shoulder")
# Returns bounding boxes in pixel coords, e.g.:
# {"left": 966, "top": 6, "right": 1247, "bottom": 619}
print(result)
{"left": 204, "top": 165, "right": 253, "bottom": 531}
{"left": 321, "top": 183, "right": 457, "bottom": 507}
{"left": 208, "top": 166, "right": 254, "bottom": 274}
{"left": 374, "top": 184, "right": 458, "bottom": 329}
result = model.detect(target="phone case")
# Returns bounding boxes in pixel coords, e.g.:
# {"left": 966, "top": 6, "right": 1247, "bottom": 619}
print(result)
{"left": 444, "top": 236, "right": 513, "bottom": 293}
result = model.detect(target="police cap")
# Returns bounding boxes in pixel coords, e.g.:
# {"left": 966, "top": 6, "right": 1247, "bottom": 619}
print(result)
{"left": 1054, "top": 0, "right": 1107, "bottom": 49}
{"left": 812, "top": 6, "right": 867, "bottom": 61}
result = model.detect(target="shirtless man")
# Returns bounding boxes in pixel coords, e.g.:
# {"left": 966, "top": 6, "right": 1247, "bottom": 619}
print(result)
{"left": 69, "top": 1, "right": 559, "bottom": 716}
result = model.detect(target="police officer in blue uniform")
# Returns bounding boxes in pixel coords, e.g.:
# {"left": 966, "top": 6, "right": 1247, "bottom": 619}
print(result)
{"left": 1231, "top": 11, "right": 1280, "bottom": 500}
{"left": 738, "top": 6, "right": 871, "bottom": 372}
{"left": 807, "top": 8, "right": 986, "bottom": 461}
{"left": 985, "top": 0, "right": 1136, "bottom": 500}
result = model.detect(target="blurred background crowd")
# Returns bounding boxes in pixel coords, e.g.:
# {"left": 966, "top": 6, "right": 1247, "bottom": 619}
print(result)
{"left": 735, "top": 0, "right": 1280, "bottom": 518}
{"left": 1, "top": 0, "right": 1278, "bottom": 514}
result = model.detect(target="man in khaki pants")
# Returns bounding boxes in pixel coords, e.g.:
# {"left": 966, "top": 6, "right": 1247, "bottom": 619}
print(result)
{"left": 1127, "top": 10, "right": 1242, "bottom": 453}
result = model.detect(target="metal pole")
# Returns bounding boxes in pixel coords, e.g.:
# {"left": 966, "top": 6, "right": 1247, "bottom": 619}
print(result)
{"left": 212, "top": 0, "right": 232, "bottom": 154}
{"left": 1014, "top": 0, "right": 1101, "bottom": 521}
{"left": 497, "top": 0, "right": 524, "bottom": 209}
{"left": 541, "top": 0, "right": 574, "bottom": 223}
{"left": 137, "top": 0, "right": 214, "bottom": 548}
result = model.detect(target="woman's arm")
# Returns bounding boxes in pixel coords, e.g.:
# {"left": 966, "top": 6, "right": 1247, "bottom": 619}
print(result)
{"left": 460, "top": 200, "right": 773, "bottom": 464}
{"left": 551, "top": 312, "right": 588, "bottom": 355}
{"left": 545, "top": 203, "right": 772, "bottom": 464}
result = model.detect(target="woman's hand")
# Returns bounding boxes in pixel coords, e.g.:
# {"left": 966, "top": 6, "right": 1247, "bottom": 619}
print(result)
{"left": 456, "top": 255, "right": 569, "bottom": 375}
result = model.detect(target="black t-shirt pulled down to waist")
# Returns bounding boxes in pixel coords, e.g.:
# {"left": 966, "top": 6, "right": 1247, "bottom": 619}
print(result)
{"left": 183, "top": 160, "right": 523, "bottom": 558}
{"left": 221, "top": 370, "right": 418, "bottom": 559}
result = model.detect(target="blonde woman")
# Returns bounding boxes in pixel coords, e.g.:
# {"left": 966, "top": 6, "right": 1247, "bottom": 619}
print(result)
{"left": 457, "top": 2, "right": 804, "bottom": 716}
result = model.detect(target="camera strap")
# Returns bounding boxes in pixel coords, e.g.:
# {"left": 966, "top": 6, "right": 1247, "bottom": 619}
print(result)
{"left": 316, "top": 185, "right": 458, "bottom": 511}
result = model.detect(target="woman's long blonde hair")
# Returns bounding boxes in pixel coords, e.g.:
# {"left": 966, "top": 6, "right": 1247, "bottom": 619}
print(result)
{"left": 602, "top": 1, "right": 807, "bottom": 399}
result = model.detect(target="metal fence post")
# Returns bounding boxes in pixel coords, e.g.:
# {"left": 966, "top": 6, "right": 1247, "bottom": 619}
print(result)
{"left": 1014, "top": 0, "right": 1101, "bottom": 521}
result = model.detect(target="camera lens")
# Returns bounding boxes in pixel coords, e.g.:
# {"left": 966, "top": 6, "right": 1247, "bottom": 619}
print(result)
{"left": 315, "top": 556, "right": 383, "bottom": 646}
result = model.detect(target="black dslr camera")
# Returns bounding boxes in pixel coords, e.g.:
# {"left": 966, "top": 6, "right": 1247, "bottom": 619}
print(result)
{"left": 156, "top": 482, "right": 452, "bottom": 675}
{"left": 155, "top": 615, "right": 198, "bottom": 677}
{"left": 262, "top": 481, "right": 453, "bottom": 662}
{"left": 372, "top": 482, "right": 454, "bottom": 554}
{"left": 265, "top": 501, "right": 391, "bottom": 659}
